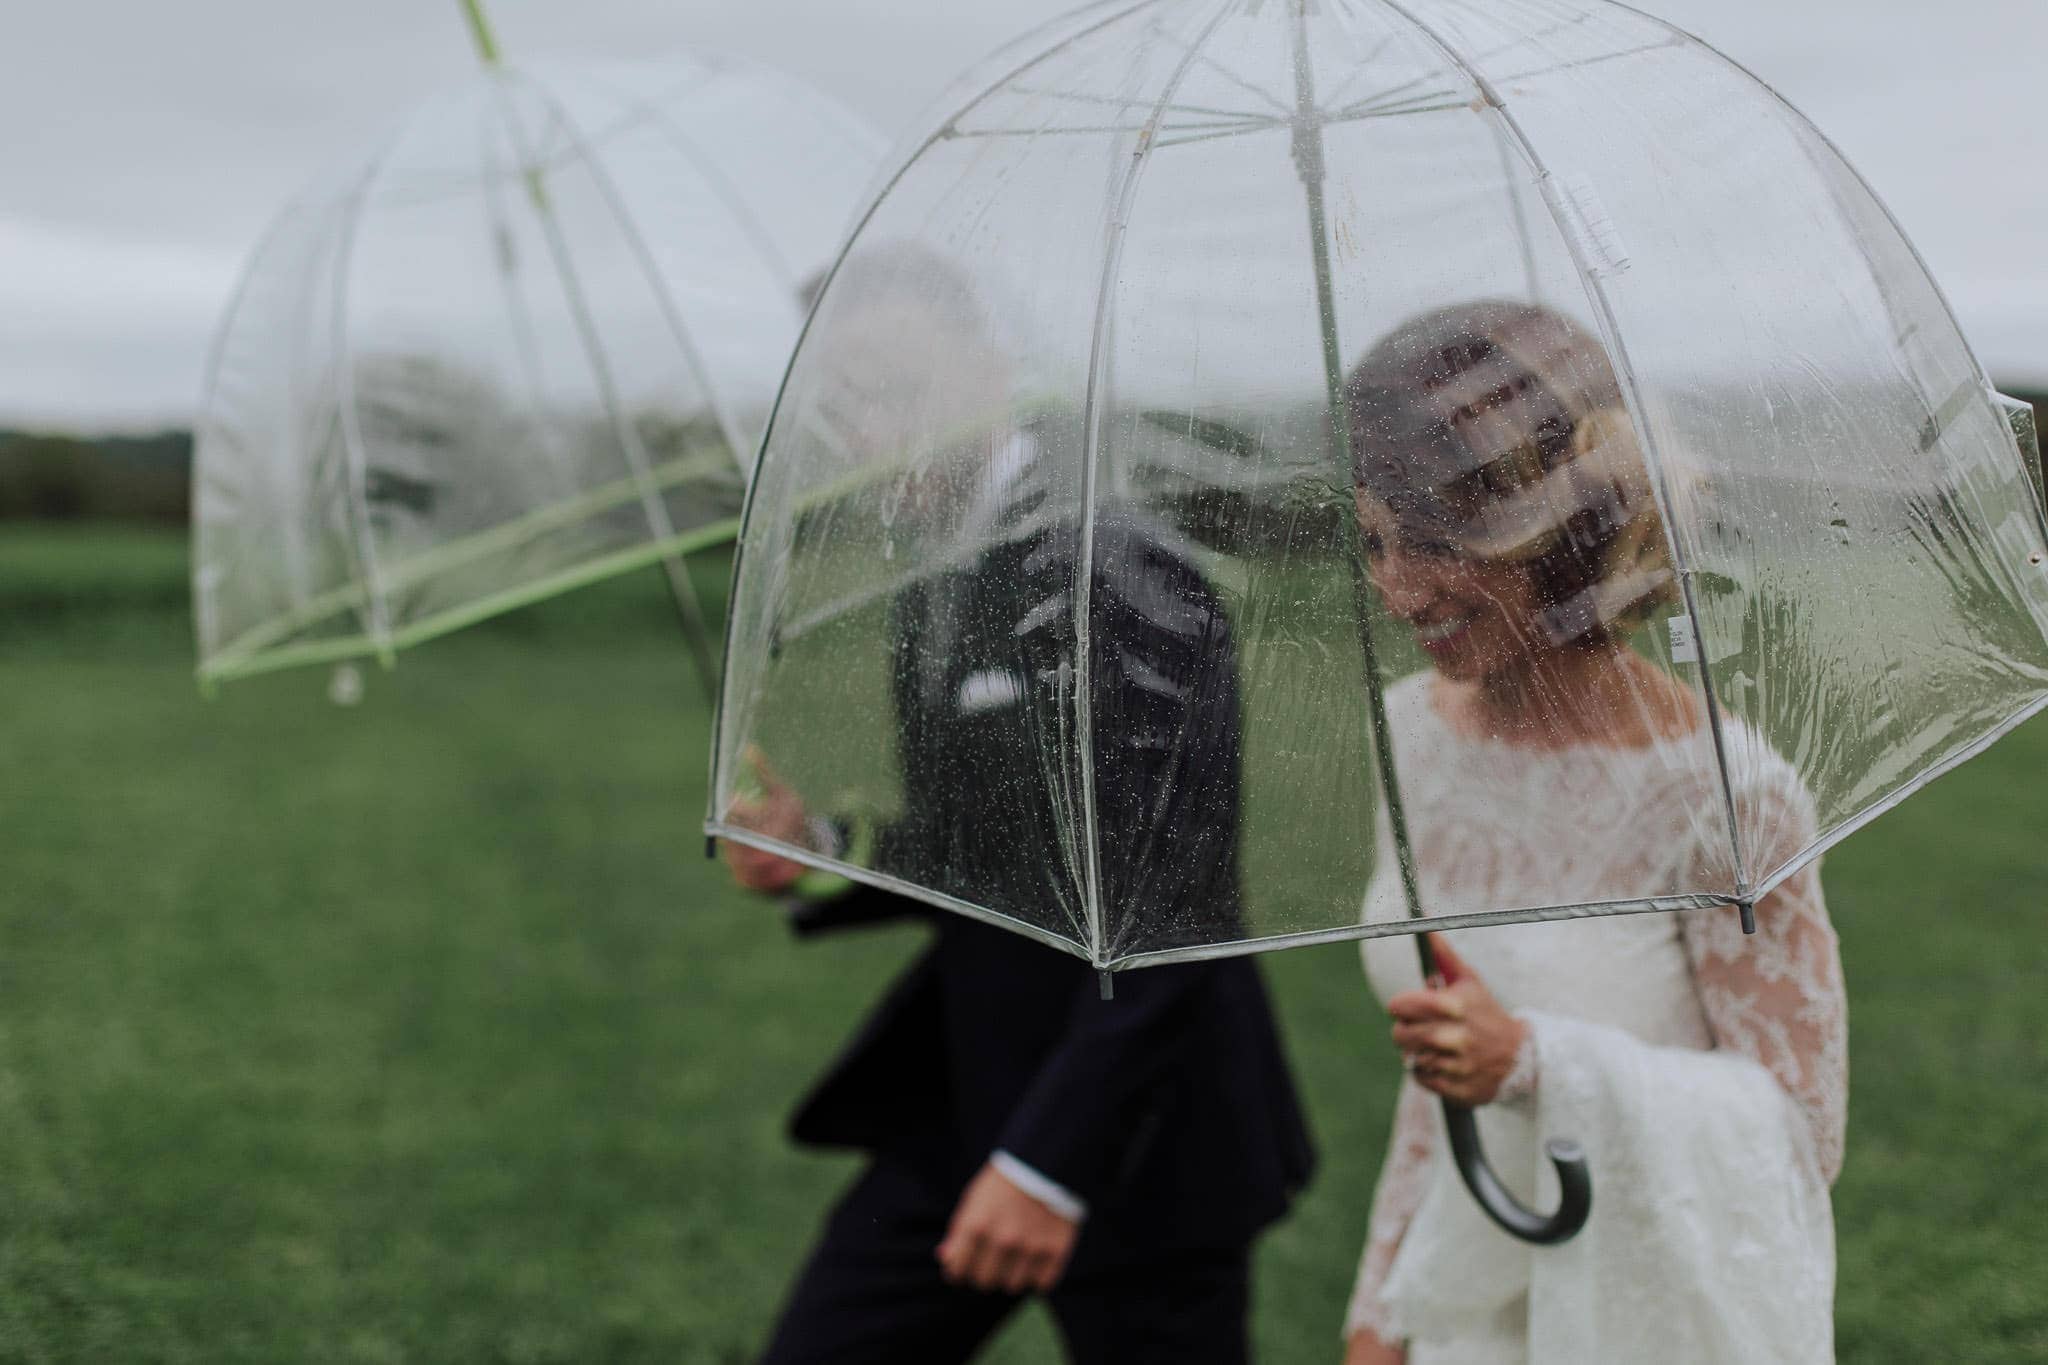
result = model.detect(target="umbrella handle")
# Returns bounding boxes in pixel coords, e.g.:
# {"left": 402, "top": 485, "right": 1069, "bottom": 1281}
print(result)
{"left": 1441, "top": 1099, "right": 1592, "bottom": 1245}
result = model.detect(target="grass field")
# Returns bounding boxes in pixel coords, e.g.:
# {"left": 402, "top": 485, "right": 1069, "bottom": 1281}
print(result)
{"left": 2, "top": 525, "right": 2045, "bottom": 1362}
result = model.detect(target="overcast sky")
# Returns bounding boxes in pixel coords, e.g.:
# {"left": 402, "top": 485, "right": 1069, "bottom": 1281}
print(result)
{"left": 3, "top": 0, "right": 2041, "bottom": 429}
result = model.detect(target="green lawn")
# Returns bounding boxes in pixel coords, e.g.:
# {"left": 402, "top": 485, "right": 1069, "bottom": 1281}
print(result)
{"left": 1, "top": 526, "right": 2044, "bottom": 1362}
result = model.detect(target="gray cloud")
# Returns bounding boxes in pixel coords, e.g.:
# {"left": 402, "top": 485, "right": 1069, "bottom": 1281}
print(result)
{"left": 2, "top": 0, "right": 2041, "bottom": 427}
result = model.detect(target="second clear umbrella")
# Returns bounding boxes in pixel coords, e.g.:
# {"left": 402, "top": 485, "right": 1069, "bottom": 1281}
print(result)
{"left": 194, "top": 39, "right": 885, "bottom": 690}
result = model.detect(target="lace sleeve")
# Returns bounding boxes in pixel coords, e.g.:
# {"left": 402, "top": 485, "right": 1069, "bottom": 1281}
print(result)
{"left": 1346, "top": 1076, "right": 1436, "bottom": 1341}
{"left": 1679, "top": 773, "right": 1850, "bottom": 1183}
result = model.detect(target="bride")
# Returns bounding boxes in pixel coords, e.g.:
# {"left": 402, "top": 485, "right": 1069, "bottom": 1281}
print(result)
{"left": 1339, "top": 301, "right": 1848, "bottom": 1364}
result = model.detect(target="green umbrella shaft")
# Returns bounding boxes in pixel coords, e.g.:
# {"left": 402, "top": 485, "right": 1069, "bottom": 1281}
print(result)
{"left": 460, "top": 0, "right": 503, "bottom": 67}
{"left": 459, "top": 23, "right": 722, "bottom": 698}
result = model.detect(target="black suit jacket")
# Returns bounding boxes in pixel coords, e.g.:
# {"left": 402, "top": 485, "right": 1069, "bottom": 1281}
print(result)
{"left": 787, "top": 508, "right": 1314, "bottom": 1256}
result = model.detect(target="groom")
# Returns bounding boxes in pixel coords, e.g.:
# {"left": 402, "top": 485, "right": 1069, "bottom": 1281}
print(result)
{"left": 723, "top": 247, "right": 1314, "bottom": 1364}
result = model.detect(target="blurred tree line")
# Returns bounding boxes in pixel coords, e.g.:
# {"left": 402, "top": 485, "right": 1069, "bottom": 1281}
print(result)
{"left": 0, "top": 428, "right": 191, "bottom": 523}
{"left": 1, "top": 388, "right": 2041, "bottom": 527}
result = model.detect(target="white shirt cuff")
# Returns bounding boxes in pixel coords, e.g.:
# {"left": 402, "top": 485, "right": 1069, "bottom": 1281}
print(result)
{"left": 990, "top": 1150, "right": 1088, "bottom": 1222}
{"left": 802, "top": 814, "right": 844, "bottom": 859}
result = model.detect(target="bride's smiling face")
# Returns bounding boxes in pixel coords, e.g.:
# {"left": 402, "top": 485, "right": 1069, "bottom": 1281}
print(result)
{"left": 1354, "top": 490, "right": 1551, "bottom": 682}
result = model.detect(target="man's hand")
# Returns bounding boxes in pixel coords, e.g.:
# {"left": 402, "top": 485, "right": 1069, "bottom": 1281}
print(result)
{"left": 721, "top": 747, "right": 809, "bottom": 894}
{"left": 936, "top": 1161, "right": 1080, "bottom": 1296}
{"left": 1386, "top": 933, "right": 1528, "bottom": 1107}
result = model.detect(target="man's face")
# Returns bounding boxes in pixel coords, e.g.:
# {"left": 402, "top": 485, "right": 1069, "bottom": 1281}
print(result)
{"left": 804, "top": 294, "right": 1015, "bottom": 532}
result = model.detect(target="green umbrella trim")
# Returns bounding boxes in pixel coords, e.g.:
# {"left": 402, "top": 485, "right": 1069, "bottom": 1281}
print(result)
{"left": 199, "top": 444, "right": 738, "bottom": 678}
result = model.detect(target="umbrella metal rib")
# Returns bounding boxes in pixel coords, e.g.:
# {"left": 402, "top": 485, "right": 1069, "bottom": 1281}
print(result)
{"left": 1075, "top": 0, "right": 1246, "bottom": 968}
{"left": 1377, "top": 0, "right": 1755, "bottom": 909}
{"left": 477, "top": 106, "right": 584, "bottom": 512}
{"left": 1004, "top": 79, "right": 1282, "bottom": 124}
{"left": 491, "top": 70, "right": 723, "bottom": 695}
{"left": 327, "top": 149, "right": 405, "bottom": 667}
{"left": 580, "top": 69, "right": 807, "bottom": 302}
{"left": 704, "top": 0, "right": 1166, "bottom": 857}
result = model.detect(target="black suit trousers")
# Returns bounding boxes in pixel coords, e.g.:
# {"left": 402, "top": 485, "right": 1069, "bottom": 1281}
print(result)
{"left": 758, "top": 1155, "right": 1251, "bottom": 1365}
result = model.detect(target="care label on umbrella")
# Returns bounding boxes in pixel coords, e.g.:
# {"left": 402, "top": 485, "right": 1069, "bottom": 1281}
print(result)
{"left": 1668, "top": 614, "right": 1701, "bottom": 664}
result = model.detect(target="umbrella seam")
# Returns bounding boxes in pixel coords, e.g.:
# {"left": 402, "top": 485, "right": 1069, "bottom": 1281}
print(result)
{"left": 328, "top": 136, "right": 409, "bottom": 667}
{"left": 704, "top": 0, "right": 1160, "bottom": 834}
{"left": 1748, "top": 690, "right": 2048, "bottom": 906}
{"left": 1602, "top": 0, "right": 2048, "bottom": 563}
{"left": 510, "top": 70, "right": 755, "bottom": 481}
{"left": 190, "top": 202, "right": 309, "bottom": 667}
{"left": 488, "top": 70, "right": 720, "bottom": 677}
{"left": 1375, "top": 0, "right": 1753, "bottom": 897}
{"left": 705, "top": 823, "right": 1092, "bottom": 961}
{"left": 573, "top": 71, "right": 808, "bottom": 334}
{"left": 1074, "top": 0, "right": 1241, "bottom": 967}
{"left": 1102, "top": 893, "right": 1734, "bottom": 971}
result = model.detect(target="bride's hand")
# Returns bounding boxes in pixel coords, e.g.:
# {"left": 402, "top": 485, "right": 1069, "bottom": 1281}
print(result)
{"left": 1343, "top": 1327, "right": 1405, "bottom": 1365}
{"left": 1386, "top": 933, "right": 1527, "bottom": 1107}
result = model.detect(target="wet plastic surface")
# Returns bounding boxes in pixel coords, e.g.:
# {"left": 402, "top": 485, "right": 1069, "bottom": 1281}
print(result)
{"left": 711, "top": 0, "right": 2048, "bottom": 969}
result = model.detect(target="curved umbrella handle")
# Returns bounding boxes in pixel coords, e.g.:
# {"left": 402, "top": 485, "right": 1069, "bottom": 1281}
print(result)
{"left": 1441, "top": 1099, "right": 1592, "bottom": 1245}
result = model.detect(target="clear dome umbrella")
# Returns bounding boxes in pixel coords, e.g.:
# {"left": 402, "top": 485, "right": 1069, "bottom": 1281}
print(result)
{"left": 192, "top": 6, "right": 884, "bottom": 691}
{"left": 707, "top": 0, "right": 2048, "bottom": 1243}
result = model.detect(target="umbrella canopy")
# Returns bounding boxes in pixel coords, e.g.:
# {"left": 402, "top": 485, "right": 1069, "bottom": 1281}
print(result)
{"left": 710, "top": 0, "right": 2048, "bottom": 974}
{"left": 193, "top": 52, "right": 884, "bottom": 686}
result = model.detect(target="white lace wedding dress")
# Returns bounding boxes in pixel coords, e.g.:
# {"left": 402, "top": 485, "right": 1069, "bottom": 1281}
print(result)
{"left": 1348, "top": 673, "right": 1849, "bottom": 1364}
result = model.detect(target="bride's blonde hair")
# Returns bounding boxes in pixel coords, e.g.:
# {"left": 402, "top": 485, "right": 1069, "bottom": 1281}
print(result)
{"left": 1345, "top": 300, "right": 1677, "bottom": 647}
